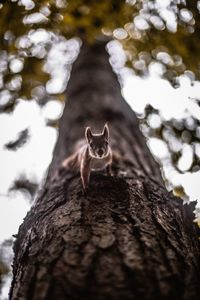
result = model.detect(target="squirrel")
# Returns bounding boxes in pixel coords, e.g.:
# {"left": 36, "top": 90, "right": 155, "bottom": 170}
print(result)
{"left": 61, "top": 123, "right": 112, "bottom": 191}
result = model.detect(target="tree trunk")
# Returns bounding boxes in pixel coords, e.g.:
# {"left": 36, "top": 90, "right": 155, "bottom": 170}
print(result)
{"left": 10, "top": 42, "right": 200, "bottom": 300}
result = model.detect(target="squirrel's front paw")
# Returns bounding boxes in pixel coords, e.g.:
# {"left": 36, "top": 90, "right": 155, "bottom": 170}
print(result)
{"left": 82, "top": 186, "right": 89, "bottom": 196}
{"left": 106, "top": 169, "right": 113, "bottom": 177}
{"left": 82, "top": 182, "right": 89, "bottom": 192}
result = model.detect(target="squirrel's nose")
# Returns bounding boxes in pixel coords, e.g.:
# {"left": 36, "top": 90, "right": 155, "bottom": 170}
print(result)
{"left": 98, "top": 149, "right": 104, "bottom": 156}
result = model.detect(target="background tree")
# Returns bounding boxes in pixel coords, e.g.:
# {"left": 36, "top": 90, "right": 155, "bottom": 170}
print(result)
{"left": 0, "top": 0, "right": 200, "bottom": 299}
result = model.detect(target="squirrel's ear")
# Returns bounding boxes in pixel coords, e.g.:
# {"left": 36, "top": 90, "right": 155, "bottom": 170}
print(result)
{"left": 103, "top": 123, "right": 109, "bottom": 140}
{"left": 85, "top": 127, "right": 92, "bottom": 143}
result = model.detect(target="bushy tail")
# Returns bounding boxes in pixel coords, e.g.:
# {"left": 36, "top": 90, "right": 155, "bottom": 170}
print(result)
{"left": 62, "top": 152, "right": 78, "bottom": 170}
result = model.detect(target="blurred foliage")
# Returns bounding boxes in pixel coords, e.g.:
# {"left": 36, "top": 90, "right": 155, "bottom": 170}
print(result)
{"left": 9, "top": 174, "right": 38, "bottom": 201}
{"left": 140, "top": 102, "right": 200, "bottom": 197}
{"left": 0, "top": 260, "right": 9, "bottom": 278}
{"left": 0, "top": 0, "right": 200, "bottom": 201}
{"left": 141, "top": 104, "right": 200, "bottom": 173}
{"left": 4, "top": 128, "right": 30, "bottom": 150}
{"left": 0, "top": 0, "right": 200, "bottom": 111}
{"left": 0, "top": 239, "right": 13, "bottom": 292}
{"left": 122, "top": 0, "right": 200, "bottom": 82}
{"left": 45, "top": 118, "right": 59, "bottom": 128}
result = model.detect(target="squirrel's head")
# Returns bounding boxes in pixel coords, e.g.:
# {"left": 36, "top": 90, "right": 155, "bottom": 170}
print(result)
{"left": 85, "top": 124, "right": 110, "bottom": 159}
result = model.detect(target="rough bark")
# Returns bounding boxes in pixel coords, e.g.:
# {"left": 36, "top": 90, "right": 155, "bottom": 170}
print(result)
{"left": 10, "top": 42, "right": 200, "bottom": 300}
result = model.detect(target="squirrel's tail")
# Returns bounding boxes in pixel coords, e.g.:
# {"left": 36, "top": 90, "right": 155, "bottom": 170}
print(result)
{"left": 62, "top": 153, "right": 78, "bottom": 170}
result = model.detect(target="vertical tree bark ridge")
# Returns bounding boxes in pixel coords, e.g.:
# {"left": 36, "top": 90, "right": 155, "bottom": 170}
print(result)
{"left": 10, "top": 42, "right": 200, "bottom": 300}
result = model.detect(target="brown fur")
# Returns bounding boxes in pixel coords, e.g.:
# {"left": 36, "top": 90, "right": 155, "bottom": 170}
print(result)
{"left": 62, "top": 124, "right": 112, "bottom": 190}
